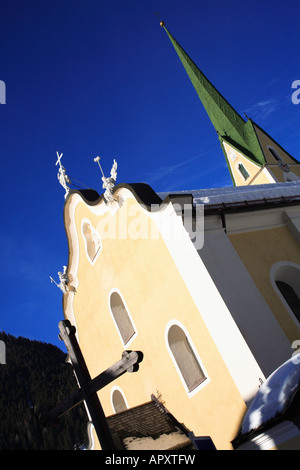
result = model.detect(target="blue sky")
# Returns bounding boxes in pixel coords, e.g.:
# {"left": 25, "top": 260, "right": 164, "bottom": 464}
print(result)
{"left": 0, "top": 0, "right": 299, "bottom": 349}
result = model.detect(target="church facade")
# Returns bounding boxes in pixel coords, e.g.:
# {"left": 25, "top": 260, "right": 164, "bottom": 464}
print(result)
{"left": 58, "top": 25, "right": 300, "bottom": 450}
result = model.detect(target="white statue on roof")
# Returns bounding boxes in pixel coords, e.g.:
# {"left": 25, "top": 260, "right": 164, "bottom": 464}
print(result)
{"left": 50, "top": 266, "right": 70, "bottom": 293}
{"left": 94, "top": 157, "right": 118, "bottom": 204}
{"left": 56, "top": 151, "right": 71, "bottom": 199}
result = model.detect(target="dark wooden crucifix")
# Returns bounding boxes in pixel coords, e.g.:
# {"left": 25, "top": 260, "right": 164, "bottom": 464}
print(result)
{"left": 42, "top": 320, "right": 143, "bottom": 450}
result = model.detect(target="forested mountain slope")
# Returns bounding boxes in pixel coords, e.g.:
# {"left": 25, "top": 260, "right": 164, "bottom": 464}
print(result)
{"left": 0, "top": 332, "right": 88, "bottom": 450}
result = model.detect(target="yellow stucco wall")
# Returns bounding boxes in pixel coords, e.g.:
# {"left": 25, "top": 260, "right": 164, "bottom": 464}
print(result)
{"left": 64, "top": 193, "right": 247, "bottom": 450}
{"left": 229, "top": 226, "right": 300, "bottom": 342}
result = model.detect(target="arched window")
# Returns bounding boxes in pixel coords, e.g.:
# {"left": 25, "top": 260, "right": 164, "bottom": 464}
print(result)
{"left": 238, "top": 163, "right": 250, "bottom": 181}
{"left": 166, "top": 322, "right": 207, "bottom": 394}
{"left": 276, "top": 281, "right": 300, "bottom": 323}
{"left": 271, "top": 262, "right": 300, "bottom": 325}
{"left": 111, "top": 387, "right": 128, "bottom": 413}
{"left": 268, "top": 145, "right": 282, "bottom": 162}
{"left": 109, "top": 290, "right": 136, "bottom": 346}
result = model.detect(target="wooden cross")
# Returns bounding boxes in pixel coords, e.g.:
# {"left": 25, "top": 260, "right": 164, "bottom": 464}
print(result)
{"left": 42, "top": 320, "right": 143, "bottom": 450}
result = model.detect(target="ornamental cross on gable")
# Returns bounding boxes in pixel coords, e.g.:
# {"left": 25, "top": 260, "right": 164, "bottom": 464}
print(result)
{"left": 55, "top": 152, "right": 63, "bottom": 167}
{"left": 56, "top": 151, "right": 71, "bottom": 198}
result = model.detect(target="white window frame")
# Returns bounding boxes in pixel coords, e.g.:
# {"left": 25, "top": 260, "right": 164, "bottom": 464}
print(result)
{"left": 108, "top": 288, "right": 137, "bottom": 348}
{"left": 270, "top": 261, "right": 300, "bottom": 329}
{"left": 111, "top": 385, "right": 129, "bottom": 414}
{"left": 165, "top": 320, "right": 210, "bottom": 398}
{"left": 236, "top": 161, "right": 250, "bottom": 181}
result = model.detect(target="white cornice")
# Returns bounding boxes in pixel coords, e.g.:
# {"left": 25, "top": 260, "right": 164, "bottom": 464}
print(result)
{"left": 224, "top": 206, "right": 289, "bottom": 235}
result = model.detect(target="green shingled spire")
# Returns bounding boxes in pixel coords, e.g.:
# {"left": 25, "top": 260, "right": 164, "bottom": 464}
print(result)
{"left": 161, "top": 23, "right": 265, "bottom": 166}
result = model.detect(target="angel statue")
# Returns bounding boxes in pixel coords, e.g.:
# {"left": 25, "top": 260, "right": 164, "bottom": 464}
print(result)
{"left": 50, "top": 266, "right": 70, "bottom": 294}
{"left": 94, "top": 157, "right": 118, "bottom": 204}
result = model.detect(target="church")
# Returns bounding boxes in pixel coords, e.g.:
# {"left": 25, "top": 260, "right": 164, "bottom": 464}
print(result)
{"left": 56, "top": 23, "right": 300, "bottom": 450}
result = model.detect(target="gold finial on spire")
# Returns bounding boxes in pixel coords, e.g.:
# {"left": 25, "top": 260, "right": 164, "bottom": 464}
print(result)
{"left": 155, "top": 12, "right": 165, "bottom": 27}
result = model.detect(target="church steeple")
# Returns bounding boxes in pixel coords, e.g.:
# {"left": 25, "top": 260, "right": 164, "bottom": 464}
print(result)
{"left": 161, "top": 22, "right": 300, "bottom": 186}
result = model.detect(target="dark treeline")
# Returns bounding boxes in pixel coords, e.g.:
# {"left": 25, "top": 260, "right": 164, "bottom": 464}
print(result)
{"left": 0, "top": 331, "right": 89, "bottom": 450}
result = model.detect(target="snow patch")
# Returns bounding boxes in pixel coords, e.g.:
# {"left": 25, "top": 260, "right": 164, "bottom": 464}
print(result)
{"left": 241, "top": 354, "right": 300, "bottom": 435}
{"left": 123, "top": 431, "right": 191, "bottom": 450}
